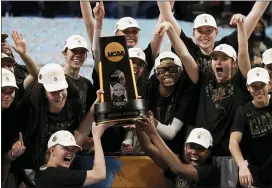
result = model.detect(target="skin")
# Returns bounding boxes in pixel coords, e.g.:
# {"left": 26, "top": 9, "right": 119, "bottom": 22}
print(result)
{"left": 63, "top": 48, "right": 88, "bottom": 70}
{"left": 183, "top": 143, "right": 210, "bottom": 166}
{"left": 1, "top": 87, "right": 16, "bottom": 110}
{"left": 1, "top": 60, "right": 15, "bottom": 73}
{"left": 45, "top": 89, "right": 68, "bottom": 113}
{"left": 116, "top": 28, "right": 140, "bottom": 48}
{"left": 193, "top": 26, "right": 218, "bottom": 55}
{"left": 131, "top": 58, "right": 144, "bottom": 80}
{"left": 247, "top": 81, "right": 270, "bottom": 107}
{"left": 1, "top": 39, "right": 12, "bottom": 56}
{"left": 47, "top": 145, "right": 79, "bottom": 168}
{"left": 211, "top": 52, "right": 235, "bottom": 83}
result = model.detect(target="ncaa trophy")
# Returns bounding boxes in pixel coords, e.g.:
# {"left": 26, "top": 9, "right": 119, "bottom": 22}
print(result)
{"left": 94, "top": 36, "right": 148, "bottom": 125}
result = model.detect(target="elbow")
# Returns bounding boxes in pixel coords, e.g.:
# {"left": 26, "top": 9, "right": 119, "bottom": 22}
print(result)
{"left": 229, "top": 139, "right": 237, "bottom": 152}
{"left": 162, "top": 133, "right": 176, "bottom": 140}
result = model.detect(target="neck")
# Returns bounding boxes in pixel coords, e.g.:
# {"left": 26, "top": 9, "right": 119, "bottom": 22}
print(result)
{"left": 200, "top": 45, "right": 214, "bottom": 55}
{"left": 253, "top": 95, "right": 270, "bottom": 108}
{"left": 159, "top": 84, "right": 174, "bottom": 97}
{"left": 63, "top": 63, "right": 80, "bottom": 79}
{"left": 46, "top": 160, "right": 57, "bottom": 167}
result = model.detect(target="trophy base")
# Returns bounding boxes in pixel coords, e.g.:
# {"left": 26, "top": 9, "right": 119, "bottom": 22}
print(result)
{"left": 94, "top": 99, "right": 148, "bottom": 125}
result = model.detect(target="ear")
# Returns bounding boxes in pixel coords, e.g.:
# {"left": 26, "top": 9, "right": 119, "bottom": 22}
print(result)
{"left": 62, "top": 50, "right": 67, "bottom": 58}
{"left": 247, "top": 84, "right": 251, "bottom": 93}
{"left": 192, "top": 29, "right": 195, "bottom": 37}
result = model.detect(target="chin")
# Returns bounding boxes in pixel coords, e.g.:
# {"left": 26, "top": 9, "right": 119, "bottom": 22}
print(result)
{"left": 126, "top": 42, "right": 136, "bottom": 48}
{"left": 2, "top": 102, "right": 12, "bottom": 109}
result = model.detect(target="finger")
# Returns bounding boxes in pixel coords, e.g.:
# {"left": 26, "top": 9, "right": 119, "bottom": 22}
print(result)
{"left": 19, "top": 132, "right": 24, "bottom": 145}
{"left": 247, "top": 176, "right": 252, "bottom": 187}
{"left": 99, "top": 1, "right": 104, "bottom": 6}
{"left": 19, "top": 32, "right": 24, "bottom": 40}
{"left": 13, "top": 30, "right": 20, "bottom": 41}
{"left": 96, "top": 2, "right": 99, "bottom": 7}
{"left": 11, "top": 31, "right": 17, "bottom": 43}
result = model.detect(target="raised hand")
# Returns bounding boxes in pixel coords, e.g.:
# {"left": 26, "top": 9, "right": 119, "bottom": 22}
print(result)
{"left": 92, "top": 121, "right": 116, "bottom": 139}
{"left": 93, "top": 1, "right": 105, "bottom": 20}
{"left": 135, "top": 111, "right": 157, "bottom": 135}
{"left": 95, "top": 89, "right": 104, "bottom": 103}
{"left": 11, "top": 31, "right": 28, "bottom": 56}
{"left": 82, "top": 137, "right": 94, "bottom": 153}
{"left": 121, "top": 142, "right": 133, "bottom": 153}
{"left": 230, "top": 14, "right": 246, "bottom": 26}
{"left": 11, "top": 132, "right": 26, "bottom": 159}
{"left": 154, "top": 22, "right": 172, "bottom": 36}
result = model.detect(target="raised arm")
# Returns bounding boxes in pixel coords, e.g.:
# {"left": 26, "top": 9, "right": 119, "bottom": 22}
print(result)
{"left": 80, "top": 1, "right": 95, "bottom": 46}
{"left": 83, "top": 122, "right": 110, "bottom": 186}
{"left": 92, "top": 1, "right": 104, "bottom": 71}
{"left": 155, "top": 22, "right": 199, "bottom": 83}
{"left": 137, "top": 113, "right": 199, "bottom": 181}
{"left": 230, "top": 14, "right": 251, "bottom": 78}
{"left": 11, "top": 31, "right": 40, "bottom": 89}
{"left": 150, "top": 14, "right": 165, "bottom": 58}
{"left": 157, "top": 1, "right": 181, "bottom": 36}
{"left": 155, "top": 118, "right": 184, "bottom": 140}
{"left": 245, "top": 1, "right": 270, "bottom": 39}
{"left": 136, "top": 123, "right": 168, "bottom": 170}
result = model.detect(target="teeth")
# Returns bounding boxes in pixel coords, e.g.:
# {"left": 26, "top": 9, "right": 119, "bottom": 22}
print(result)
{"left": 191, "top": 157, "right": 198, "bottom": 160}
{"left": 164, "top": 78, "right": 173, "bottom": 82}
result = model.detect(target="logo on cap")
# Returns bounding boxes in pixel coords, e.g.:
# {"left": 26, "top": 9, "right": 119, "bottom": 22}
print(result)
{"left": 256, "top": 73, "right": 260, "bottom": 76}
{"left": 204, "top": 16, "right": 207, "bottom": 23}
{"left": 197, "top": 134, "right": 201, "bottom": 139}
{"left": 54, "top": 77, "right": 58, "bottom": 81}
{"left": 78, "top": 40, "right": 81, "bottom": 44}
{"left": 6, "top": 76, "right": 9, "bottom": 81}
{"left": 128, "top": 19, "right": 132, "bottom": 25}
{"left": 137, "top": 52, "right": 140, "bottom": 56}
{"left": 39, "top": 74, "right": 42, "bottom": 80}
{"left": 220, "top": 46, "right": 223, "bottom": 50}
{"left": 52, "top": 136, "right": 57, "bottom": 142}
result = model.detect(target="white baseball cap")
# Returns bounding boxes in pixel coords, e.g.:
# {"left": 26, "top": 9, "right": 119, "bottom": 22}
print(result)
{"left": 1, "top": 68, "right": 18, "bottom": 89}
{"left": 128, "top": 47, "right": 147, "bottom": 65}
{"left": 63, "top": 35, "right": 88, "bottom": 52}
{"left": 1, "top": 53, "right": 16, "bottom": 64}
{"left": 247, "top": 67, "right": 270, "bottom": 85}
{"left": 186, "top": 128, "right": 213, "bottom": 149}
{"left": 193, "top": 14, "right": 217, "bottom": 29}
{"left": 262, "top": 48, "right": 272, "bottom": 65}
{"left": 155, "top": 51, "right": 182, "bottom": 69}
{"left": 210, "top": 44, "right": 237, "bottom": 61}
{"left": 38, "top": 63, "right": 68, "bottom": 92}
{"left": 1, "top": 33, "right": 8, "bottom": 40}
{"left": 48, "top": 130, "right": 82, "bottom": 151}
{"left": 114, "top": 17, "right": 141, "bottom": 34}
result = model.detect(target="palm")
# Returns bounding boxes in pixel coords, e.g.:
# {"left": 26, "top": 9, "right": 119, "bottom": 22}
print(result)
{"left": 12, "top": 31, "right": 27, "bottom": 55}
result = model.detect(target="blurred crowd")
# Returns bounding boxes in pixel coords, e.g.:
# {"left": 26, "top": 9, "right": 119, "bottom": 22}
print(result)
{"left": 1, "top": 1, "right": 272, "bottom": 188}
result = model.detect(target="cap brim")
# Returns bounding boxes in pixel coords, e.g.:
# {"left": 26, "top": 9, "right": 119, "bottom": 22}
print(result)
{"left": 2, "top": 57, "right": 16, "bottom": 64}
{"left": 63, "top": 45, "right": 89, "bottom": 52}
{"left": 115, "top": 26, "right": 141, "bottom": 34}
{"left": 1, "top": 33, "right": 8, "bottom": 40}
{"left": 186, "top": 139, "right": 210, "bottom": 149}
{"left": 61, "top": 143, "right": 82, "bottom": 151}
{"left": 247, "top": 78, "right": 269, "bottom": 85}
{"left": 194, "top": 24, "right": 217, "bottom": 29}
{"left": 2, "top": 83, "right": 18, "bottom": 89}
{"left": 43, "top": 81, "right": 68, "bottom": 92}
{"left": 130, "top": 57, "right": 147, "bottom": 65}
{"left": 210, "top": 50, "right": 232, "bottom": 58}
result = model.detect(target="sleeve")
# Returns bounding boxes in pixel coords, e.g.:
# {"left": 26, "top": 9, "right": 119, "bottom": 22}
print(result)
{"left": 156, "top": 118, "right": 184, "bottom": 140}
{"left": 215, "top": 30, "right": 238, "bottom": 53}
{"left": 86, "top": 80, "right": 97, "bottom": 113}
{"left": 35, "top": 167, "right": 87, "bottom": 187}
{"left": 194, "top": 165, "right": 220, "bottom": 187}
{"left": 143, "top": 43, "right": 155, "bottom": 73}
{"left": 231, "top": 106, "right": 246, "bottom": 133}
{"left": 91, "top": 68, "right": 100, "bottom": 92}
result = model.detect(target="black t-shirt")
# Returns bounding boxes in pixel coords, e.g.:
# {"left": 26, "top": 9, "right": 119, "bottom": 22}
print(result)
{"left": 195, "top": 71, "right": 251, "bottom": 156}
{"left": 231, "top": 98, "right": 272, "bottom": 170}
{"left": 65, "top": 75, "right": 96, "bottom": 114}
{"left": 35, "top": 166, "right": 86, "bottom": 188}
{"left": 165, "top": 165, "right": 220, "bottom": 188}
{"left": 14, "top": 63, "right": 28, "bottom": 86}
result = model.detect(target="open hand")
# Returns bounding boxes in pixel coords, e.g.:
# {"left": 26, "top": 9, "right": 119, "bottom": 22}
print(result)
{"left": 121, "top": 143, "right": 133, "bottom": 153}
{"left": 135, "top": 111, "right": 157, "bottom": 135}
{"left": 11, "top": 31, "right": 28, "bottom": 56}
{"left": 92, "top": 121, "right": 116, "bottom": 138}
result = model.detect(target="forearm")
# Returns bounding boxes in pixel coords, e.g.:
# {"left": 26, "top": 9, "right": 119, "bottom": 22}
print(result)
{"left": 151, "top": 14, "right": 164, "bottom": 58}
{"left": 93, "top": 21, "right": 103, "bottom": 71}
{"left": 92, "top": 136, "right": 106, "bottom": 179}
{"left": 80, "top": 1, "right": 95, "bottom": 45}
{"left": 237, "top": 23, "right": 250, "bottom": 78}
{"left": 20, "top": 53, "right": 39, "bottom": 77}
{"left": 245, "top": 1, "right": 270, "bottom": 38}
{"left": 156, "top": 118, "right": 183, "bottom": 140}
{"left": 136, "top": 128, "right": 168, "bottom": 170}
{"left": 167, "top": 25, "right": 199, "bottom": 83}
{"left": 2, "top": 151, "right": 15, "bottom": 186}
{"left": 157, "top": 1, "right": 181, "bottom": 35}
{"left": 229, "top": 140, "right": 247, "bottom": 168}
{"left": 150, "top": 132, "right": 198, "bottom": 181}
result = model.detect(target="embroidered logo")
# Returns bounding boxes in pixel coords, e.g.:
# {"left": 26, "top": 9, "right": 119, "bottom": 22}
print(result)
{"left": 6, "top": 76, "right": 9, "bottom": 81}
{"left": 39, "top": 74, "right": 42, "bottom": 80}
{"left": 52, "top": 136, "right": 57, "bottom": 142}
{"left": 54, "top": 77, "right": 58, "bottom": 81}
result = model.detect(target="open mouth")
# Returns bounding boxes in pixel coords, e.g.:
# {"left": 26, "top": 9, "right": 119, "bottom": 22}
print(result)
{"left": 64, "top": 156, "right": 72, "bottom": 163}
{"left": 190, "top": 157, "right": 199, "bottom": 165}
{"left": 216, "top": 67, "right": 223, "bottom": 76}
